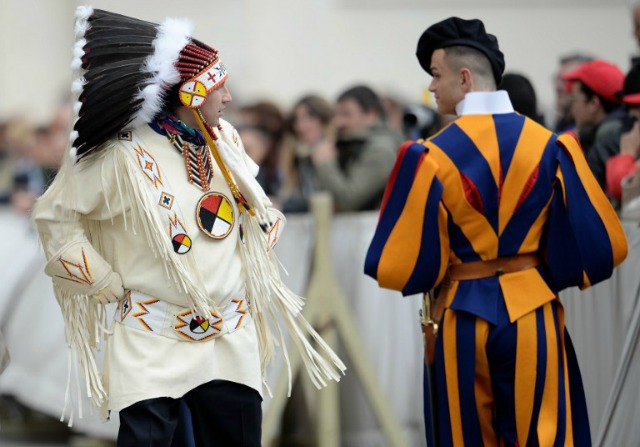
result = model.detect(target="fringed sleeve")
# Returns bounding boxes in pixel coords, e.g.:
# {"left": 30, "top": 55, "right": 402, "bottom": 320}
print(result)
{"left": 546, "top": 132, "right": 628, "bottom": 290}
{"left": 33, "top": 149, "right": 126, "bottom": 302}
{"left": 216, "top": 119, "right": 345, "bottom": 394}
{"left": 31, "top": 152, "right": 124, "bottom": 421}
{"left": 364, "top": 141, "right": 450, "bottom": 296}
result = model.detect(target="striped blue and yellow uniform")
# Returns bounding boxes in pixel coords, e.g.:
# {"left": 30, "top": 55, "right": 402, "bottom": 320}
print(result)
{"left": 365, "top": 112, "right": 627, "bottom": 446}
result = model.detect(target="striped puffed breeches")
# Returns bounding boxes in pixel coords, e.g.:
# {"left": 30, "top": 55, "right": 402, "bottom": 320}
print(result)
{"left": 427, "top": 298, "right": 591, "bottom": 446}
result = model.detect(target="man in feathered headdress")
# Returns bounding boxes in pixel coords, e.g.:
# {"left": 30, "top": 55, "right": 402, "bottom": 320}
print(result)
{"left": 32, "top": 7, "right": 344, "bottom": 445}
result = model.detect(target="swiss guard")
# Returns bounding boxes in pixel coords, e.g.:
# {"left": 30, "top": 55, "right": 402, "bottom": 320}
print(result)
{"left": 365, "top": 16, "right": 627, "bottom": 447}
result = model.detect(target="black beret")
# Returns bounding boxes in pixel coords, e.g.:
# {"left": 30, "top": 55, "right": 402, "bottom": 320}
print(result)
{"left": 416, "top": 17, "right": 505, "bottom": 85}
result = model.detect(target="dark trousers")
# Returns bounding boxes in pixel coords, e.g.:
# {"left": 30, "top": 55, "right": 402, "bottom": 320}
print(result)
{"left": 117, "top": 380, "right": 262, "bottom": 447}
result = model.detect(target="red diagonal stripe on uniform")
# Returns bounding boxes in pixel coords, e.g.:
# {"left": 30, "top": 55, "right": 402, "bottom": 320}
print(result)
{"left": 461, "top": 172, "right": 484, "bottom": 215}
{"left": 515, "top": 164, "right": 540, "bottom": 212}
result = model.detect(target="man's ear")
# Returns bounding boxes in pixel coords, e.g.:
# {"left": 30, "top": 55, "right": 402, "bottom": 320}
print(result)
{"left": 460, "top": 68, "right": 473, "bottom": 93}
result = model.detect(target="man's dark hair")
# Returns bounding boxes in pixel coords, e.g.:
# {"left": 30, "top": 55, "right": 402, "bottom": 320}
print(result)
{"left": 288, "top": 95, "right": 334, "bottom": 133}
{"left": 578, "top": 82, "right": 619, "bottom": 114}
{"left": 499, "top": 72, "right": 544, "bottom": 124}
{"left": 559, "top": 53, "right": 593, "bottom": 66}
{"left": 337, "top": 85, "right": 385, "bottom": 120}
{"left": 164, "top": 84, "right": 183, "bottom": 115}
{"left": 444, "top": 45, "right": 495, "bottom": 89}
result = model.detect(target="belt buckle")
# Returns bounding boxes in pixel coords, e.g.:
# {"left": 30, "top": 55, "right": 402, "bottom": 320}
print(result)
{"left": 174, "top": 310, "right": 223, "bottom": 342}
{"left": 495, "top": 267, "right": 504, "bottom": 276}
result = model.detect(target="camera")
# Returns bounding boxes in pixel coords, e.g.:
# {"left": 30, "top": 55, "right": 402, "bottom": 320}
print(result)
{"left": 403, "top": 104, "right": 438, "bottom": 139}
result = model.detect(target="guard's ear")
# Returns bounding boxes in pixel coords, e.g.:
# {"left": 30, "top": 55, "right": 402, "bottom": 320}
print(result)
{"left": 460, "top": 67, "right": 473, "bottom": 93}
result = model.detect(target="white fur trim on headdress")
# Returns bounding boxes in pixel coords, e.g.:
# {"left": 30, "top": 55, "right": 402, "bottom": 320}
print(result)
{"left": 69, "top": 146, "right": 78, "bottom": 163}
{"left": 74, "top": 6, "right": 93, "bottom": 37}
{"left": 130, "top": 17, "right": 193, "bottom": 128}
{"left": 70, "top": 77, "right": 85, "bottom": 94}
{"left": 69, "top": 6, "right": 93, "bottom": 159}
{"left": 70, "top": 38, "right": 87, "bottom": 71}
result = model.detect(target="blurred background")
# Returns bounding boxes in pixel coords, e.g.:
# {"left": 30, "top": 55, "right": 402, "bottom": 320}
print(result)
{"left": 0, "top": 0, "right": 636, "bottom": 125}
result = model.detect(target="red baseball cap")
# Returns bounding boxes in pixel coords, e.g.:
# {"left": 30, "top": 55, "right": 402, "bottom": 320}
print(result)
{"left": 561, "top": 59, "right": 624, "bottom": 104}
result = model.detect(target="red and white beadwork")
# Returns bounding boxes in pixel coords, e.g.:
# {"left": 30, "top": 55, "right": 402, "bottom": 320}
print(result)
{"left": 179, "top": 58, "right": 229, "bottom": 109}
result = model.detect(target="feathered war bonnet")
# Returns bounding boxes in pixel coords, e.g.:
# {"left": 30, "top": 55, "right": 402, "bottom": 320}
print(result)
{"left": 68, "top": 7, "right": 345, "bottom": 396}
{"left": 70, "top": 6, "right": 228, "bottom": 161}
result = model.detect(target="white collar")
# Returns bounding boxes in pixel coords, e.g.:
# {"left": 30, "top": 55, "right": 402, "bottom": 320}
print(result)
{"left": 455, "top": 91, "right": 514, "bottom": 116}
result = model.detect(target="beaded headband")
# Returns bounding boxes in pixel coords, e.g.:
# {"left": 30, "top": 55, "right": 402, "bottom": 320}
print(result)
{"left": 176, "top": 43, "right": 228, "bottom": 109}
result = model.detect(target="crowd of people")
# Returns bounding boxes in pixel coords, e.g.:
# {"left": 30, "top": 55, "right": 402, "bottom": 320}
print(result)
{"left": 1, "top": 4, "right": 640, "bottom": 447}
{"left": 176, "top": 52, "right": 640, "bottom": 220}
{"left": 42, "top": 0, "right": 640, "bottom": 224}
{"left": 4, "top": 58, "right": 640, "bottom": 222}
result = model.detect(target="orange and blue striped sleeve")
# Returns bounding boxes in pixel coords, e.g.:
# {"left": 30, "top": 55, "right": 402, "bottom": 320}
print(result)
{"left": 546, "top": 132, "right": 627, "bottom": 290}
{"left": 364, "top": 141, "right": 449, "bottom": 295}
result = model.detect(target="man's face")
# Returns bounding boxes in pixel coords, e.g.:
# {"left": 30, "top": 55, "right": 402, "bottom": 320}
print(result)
{"left": 556, "top": 60, "right": 585, "bottom": 119}
{"left": 634, "top": 6, "right": 640, "bottom": 47}
{"left": 568, "top": 81, "right": 597, "bottom": 127}
{"left": 293, "top": 103, "right": 326, "bottom": 145}
{"left": 334, "top": 98, "right": 377, "bottom": 136}
{"left": 201, "top": 83, "right": 232, "bottom": 126}
{"left": 428, "top": 49, "right": 465, "bottom": 116}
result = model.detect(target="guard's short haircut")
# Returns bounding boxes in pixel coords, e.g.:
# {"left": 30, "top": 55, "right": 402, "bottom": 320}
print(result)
{"left": 444, "top": 45, "right": 496, "bottom": 89}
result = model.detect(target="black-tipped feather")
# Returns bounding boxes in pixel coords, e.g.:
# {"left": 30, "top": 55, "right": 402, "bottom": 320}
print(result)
{"left": 82, "top": 59, "right": 147, "bottom": 82}
{"left": 74, "top": 105, "right": 140, "bottom": 156}
{"left": 88, "top": 9, "right": 159, "bottom": 29}
{"left": 80, "top": 71, "right": 149, "bottom": 108}
{"left": 73, "top": 8, "right": 165, "bottom": 159}
{"left": 74, "top": 79, "right": 150, "bottom": 153}
{"left": 87, "top": 26, "right": 157, "bottom": 38}
{"left": 86, "top": 38, "right": 157, "bottom": 50}
{"left": 82, "top": 47, "right": 154, "bottom": 70}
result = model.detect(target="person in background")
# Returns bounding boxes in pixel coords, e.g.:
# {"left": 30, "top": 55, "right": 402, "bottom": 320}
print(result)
{"left": 0, "top": 331, "right": 8, "bottom": 376}
{"left": 38, "top": 103, "right": 72, "bottom": 186}
{"left": 380, "top": 91, "right": 409, "bottom": 135}
{"left": 606, "top": 64, "right": 640, "bottom": 206}
{"left": 632, "top": 0, "right": 640, "bottom": 50}
{"left": 402, "top": 101, "right": 442, "bottom": 141}
{"left": 562, "top": 59, "right": 626, "bottom": 189}
{"left": 236, "top": 101, "right": 286, "bottom": 200}
{"left": 279, "top": 94, "right": 334, "bottom": 213}
{"left": 365, "top": 16, "right": 627, "bottom": 446}
{"left": 553, "top": 53, "right": 593, "bottom": 133}
{"left": 237, "top": 124, "right": 281, "bottom": 198}
{"left": 499, "top": 72, "right": 545, "bottom": 124}
{"left": 236, "top": 101, "right": 286, "bottom": 146}
{"left": 0, "top": 122, "right": 12, "bottom": 204}
{"left": 0, "top": 106, "right": 70, "bottom": 215}
{"left": 2, "top": 117, "right": 45, "bottom": 214}
{"left": 311, "top": 85, "right": 402, "bottom": 212}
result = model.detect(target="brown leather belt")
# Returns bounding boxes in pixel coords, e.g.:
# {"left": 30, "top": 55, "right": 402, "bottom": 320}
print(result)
{"left": 448, "top": 253, "right": 541, "bottom": 281}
